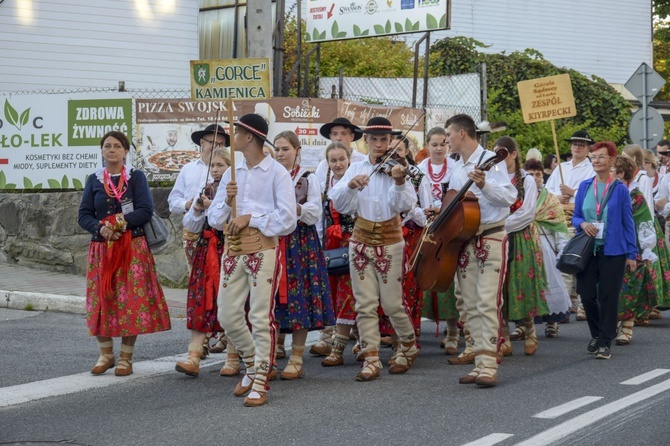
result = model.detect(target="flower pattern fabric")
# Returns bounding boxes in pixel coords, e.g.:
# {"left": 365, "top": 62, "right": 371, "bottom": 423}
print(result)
{"left": 86, "top": 237, "right": 171, "bottom": 337}
{"left": 275, "top": 221, "right": 335, "bottom": 332}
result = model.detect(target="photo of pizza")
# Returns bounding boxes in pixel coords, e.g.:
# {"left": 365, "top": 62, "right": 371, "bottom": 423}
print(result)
{"left": 147, "top": 150, "right": 201, "bottom": 172}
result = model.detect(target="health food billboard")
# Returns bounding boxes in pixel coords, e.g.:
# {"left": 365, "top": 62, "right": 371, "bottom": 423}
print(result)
{"left": 0, "top": 95, "right": 133, "bottom": 190}
{"left": 305, "top": 0, "right": 450, "bottom": 42}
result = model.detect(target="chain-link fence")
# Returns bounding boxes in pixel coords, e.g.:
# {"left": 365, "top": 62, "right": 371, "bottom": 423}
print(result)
{"left": 319, "top": 73, "right": 482, "bottom": 117}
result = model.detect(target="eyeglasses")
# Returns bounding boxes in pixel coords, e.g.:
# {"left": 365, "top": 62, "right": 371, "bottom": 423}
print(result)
{"left": 202, "top": 138, "right": 225, "bottom": 148}
{"left": 590, "top": 155, "right": 611, "bottom": 161}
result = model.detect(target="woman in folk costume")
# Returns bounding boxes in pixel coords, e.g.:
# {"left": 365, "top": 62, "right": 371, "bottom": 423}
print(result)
{"left": 174, "top": 148, "right": 231, "bottom": 377}
{"left": 497, "top": 137, "right": 549, "bottom": 356}
{"left": 78, "top": 131, "right": 171, "bottom": 377}
{"left": 613, "top": 156, "right": 659, "bottom": 345}
{"left": 417, "top": 127, "right": 461, "bottom": 355}
{"left": 273, "top": 131, "right": 335, "bottom": 379}
{"left": 623, "top": 146, "right": 670, "bottom": 324}
{"left": 320, "top": 142, "right": 358, "bottom": 367}
{"left": 523, "top": 159, "right": 572, "bottom": 338}
{"left": 378, "top": 135, "right": 432, "bottom": 346}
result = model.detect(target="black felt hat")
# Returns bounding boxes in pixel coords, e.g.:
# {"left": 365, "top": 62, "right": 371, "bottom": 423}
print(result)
{"left": 356, "top": 116, "right": 402, "bottom": 135}
{"left": 234, "top": 113, "right": 274, "bottom": 147}
{"left": 191, "top": 124, "right": 230, "bottom": 147}
{"left": 319, "top": 117, "right": 362, "bottom": 141}
{"left": 564, "top": 130, "right": 595, "bottom": 145}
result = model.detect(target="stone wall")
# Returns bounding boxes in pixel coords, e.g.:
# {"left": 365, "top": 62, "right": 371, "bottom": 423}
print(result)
{"left": 0, "top": 188, "right": 189, "bottom": 287}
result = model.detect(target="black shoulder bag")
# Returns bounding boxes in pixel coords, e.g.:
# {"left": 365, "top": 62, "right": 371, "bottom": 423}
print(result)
{"left": 556, "top": 179, "right": 618, "bottom": 275}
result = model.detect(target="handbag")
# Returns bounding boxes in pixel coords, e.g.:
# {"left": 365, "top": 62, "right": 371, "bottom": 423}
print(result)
{"left": 143, "top": 212, "right": 169, "bottom": 250}
{"left": 324, "top": 246, "right": 350, "bottom": 275}
{"left": 555, "top": 231, "right": 595, "bottom": 274}
{"left": 556, "top": 178, "right": 618, "bottom": 275}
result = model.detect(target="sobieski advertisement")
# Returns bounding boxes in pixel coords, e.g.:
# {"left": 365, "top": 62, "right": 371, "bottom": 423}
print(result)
{"left": 0, "top": 95, "right": 133, "bottom": 190}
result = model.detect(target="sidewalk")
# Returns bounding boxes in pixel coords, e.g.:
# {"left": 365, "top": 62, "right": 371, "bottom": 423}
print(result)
{"left": 0, "top": 263, "right": 186, "bottom": 314}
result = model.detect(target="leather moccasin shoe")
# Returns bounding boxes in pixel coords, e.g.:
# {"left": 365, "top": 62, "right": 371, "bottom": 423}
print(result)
{"left": 447, "top": 352, "right": 474, "bottom": 365}
{"left": 233, "top": 377, "right": 254, "bottom": 397}
{"left": 475, "top": 372, "right": 498, "bottom": 387}
{"left": 244, "top": 392, "right": 268, "bottom": 407}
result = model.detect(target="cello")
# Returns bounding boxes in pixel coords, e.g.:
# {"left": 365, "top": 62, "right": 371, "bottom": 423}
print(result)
{"left": 411, "top": 147, "right": 509, "bottom": 291}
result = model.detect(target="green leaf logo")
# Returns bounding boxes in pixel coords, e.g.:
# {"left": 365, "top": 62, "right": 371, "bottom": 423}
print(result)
{"left": 4, "top": 100, "right": 30, "bottom": 131}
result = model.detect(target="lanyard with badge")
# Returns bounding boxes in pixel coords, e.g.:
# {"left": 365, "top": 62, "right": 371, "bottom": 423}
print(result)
{"left": 104, "top": 167, "right": 133, "bottom": 214}
{"left": 591, "top": 177, "right": 612, "bottom": 239}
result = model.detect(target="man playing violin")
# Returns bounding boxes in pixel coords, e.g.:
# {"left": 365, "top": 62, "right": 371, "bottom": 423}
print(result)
{"left": 445, "top": 114, "right": 517, "bottom": 387}
{"left": 329, "top": 116, "right": 420, "bottom": 382}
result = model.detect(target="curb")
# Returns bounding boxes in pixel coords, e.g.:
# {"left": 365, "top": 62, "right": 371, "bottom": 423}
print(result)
{"left": 2, "top": 290, "right": 85, "bottom": 314}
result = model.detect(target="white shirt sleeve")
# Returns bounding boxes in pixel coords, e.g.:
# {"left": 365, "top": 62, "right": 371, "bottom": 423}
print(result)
{"left": 637, "top": 219, "right": 658, "bottom": 262}
{"left": 182, "top": 206, "right": 206, "bottom": 233}
{"left": 298, "top": 173, "right": 322, "bottom": 226}
{"left": 168, "top": 170, "right": 189, "bottom": 214}
{"left": 328, "top": 164, "right": 360, "bottom": 215}
{"left": 479, "top": 161, "right": 519, "bottom": 208}
{"left": 637, "top": 173, "right": 655, "bottom": 218}
{"left": 249, "top": 168, "right": 297, "bottom": 237}
{"left": 505, "top": 175, "right": 538, "bottom": 233}
{"left": 207, "top": 169, "right": 232, "bottom": 231}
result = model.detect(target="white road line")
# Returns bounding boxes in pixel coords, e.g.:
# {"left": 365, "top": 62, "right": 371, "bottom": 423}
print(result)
{"left": 532, "top": 396, "right": 603, "bottom": 419}
{"left": 515, "top": 378, "right": 670, "bottom": 446}
{"left": 620, "top": 368, "right": 670, "bottom": 385}
{"left": 462, "top": 433, "right": 514, "bottom": 446}
{"left": 0, "top": 331, "right": 320, "bottom": 409}
{"left": 0, "top": 354, "right": 226, "bottom": 409}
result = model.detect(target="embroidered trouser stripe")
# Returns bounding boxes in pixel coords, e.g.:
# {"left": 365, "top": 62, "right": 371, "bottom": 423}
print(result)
{"left": 217, "top": 247, "right": 278, "bottom": 387}
{"left": 350, "top": 240, "right": 415, "bottom": 354}
{"left": 457, "top": 234, "right": 506, "bottom": 370}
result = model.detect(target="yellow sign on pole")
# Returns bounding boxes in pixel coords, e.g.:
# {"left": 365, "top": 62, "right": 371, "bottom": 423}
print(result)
{"left": 190, "top": 58, "right": 271, "bottom": 101}
{"left": 517, "top": 74, "right": 577, "bottom": 124}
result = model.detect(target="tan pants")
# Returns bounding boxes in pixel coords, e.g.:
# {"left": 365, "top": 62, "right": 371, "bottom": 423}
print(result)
{"left": 456, "top": 232, "right": 508, "bottom": 370}
{"left": 350, "top": 240, "right": 415, "bottom": 353}
{"left": 217, "top": 247, "right": 278, "bottom": 385}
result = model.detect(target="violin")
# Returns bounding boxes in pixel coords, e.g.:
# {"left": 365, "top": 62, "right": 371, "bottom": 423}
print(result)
{"left": 375, "top": 149, "right": 421, "bottom": 179}
{"left": 197, "top": 179, "right": 220, "bottom": 206}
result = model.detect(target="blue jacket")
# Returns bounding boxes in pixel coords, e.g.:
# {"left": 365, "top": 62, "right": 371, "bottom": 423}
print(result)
{"left": 572, "top": 177, "right": 637, "bottom": 260}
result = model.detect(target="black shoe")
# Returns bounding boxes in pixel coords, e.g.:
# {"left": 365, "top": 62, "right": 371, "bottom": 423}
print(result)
{"left": 587, "top": 338, "right": 598, "bottom": 354}
{"left": 595, "top": 346, "right": 611, "bottom": 359}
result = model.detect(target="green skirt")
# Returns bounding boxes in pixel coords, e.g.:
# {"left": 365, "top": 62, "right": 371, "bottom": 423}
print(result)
{"left": 422, "top": 283, "right": 459, "bottom": 321}
{"left": 505, "top": 226, "right": 550, "bottom": 321}
{"left": 651, "top": 219, "right": 670, "bottom": 308}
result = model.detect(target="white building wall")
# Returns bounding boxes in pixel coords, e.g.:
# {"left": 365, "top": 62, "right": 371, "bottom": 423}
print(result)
{"left": 0, "top": 0, "right": 199, "bottom": 91}
{"left": 430, "top": 0, "right": 652, "bottom": 84}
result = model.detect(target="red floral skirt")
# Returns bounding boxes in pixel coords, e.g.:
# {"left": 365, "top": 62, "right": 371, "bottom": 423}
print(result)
{"left": 85, "top": 237, "right": 171, "bottom": 337}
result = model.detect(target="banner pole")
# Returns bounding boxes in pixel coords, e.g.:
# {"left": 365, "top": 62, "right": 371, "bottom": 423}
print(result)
{"left": 550, "top": 119, "right": 564, "bottom": 185}
{"left": 227, "top": 97, "right": 237, "bottom": 219}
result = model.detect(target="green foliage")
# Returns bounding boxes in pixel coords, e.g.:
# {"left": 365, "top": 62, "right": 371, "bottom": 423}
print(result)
{"left": 282, "top": 16, "right": 415, "bottom": 97}
{"left": 655, "top": 0, "right": 670, "bottom": 19}
{"left": 429, "top": 37, "right": 631, "bottom": 155}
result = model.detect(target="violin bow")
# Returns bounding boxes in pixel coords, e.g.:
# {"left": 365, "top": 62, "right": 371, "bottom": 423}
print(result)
{"left": 200, "top": 109, "right": 222, "bottom": 200}
{"left": 366, "top": 110, "right": 426, "bottom": 183}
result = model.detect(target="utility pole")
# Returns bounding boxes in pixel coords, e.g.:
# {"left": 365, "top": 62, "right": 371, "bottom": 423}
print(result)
{"left": 247, "top": 0, "right": 274, "bottom": 93}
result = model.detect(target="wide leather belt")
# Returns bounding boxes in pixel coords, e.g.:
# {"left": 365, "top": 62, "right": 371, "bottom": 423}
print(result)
{"left": 352, "top": 215, "right": 403, "bottom": 246}
{"left": 223, "top": 225, "right": 278, "bottom": 256}
{"left": 476, "top": 220, "right": 506, "bottom": 237}
{"left": 182, "top": 228, "right": 200, "bottom": 242}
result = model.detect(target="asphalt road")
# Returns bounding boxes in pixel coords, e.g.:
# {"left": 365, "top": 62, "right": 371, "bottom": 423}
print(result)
{"left": 1, "top": 308, "right": 669, "bottom": 446}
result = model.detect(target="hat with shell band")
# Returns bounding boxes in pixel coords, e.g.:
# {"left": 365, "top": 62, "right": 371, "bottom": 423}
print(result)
{"left": 233, "top": 113, "right": 274, "bottom": 148}
{"left": 355, "top": 116, "right": 402, "bottom": 135}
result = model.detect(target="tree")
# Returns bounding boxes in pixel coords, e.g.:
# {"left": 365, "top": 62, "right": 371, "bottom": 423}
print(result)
{"left": 281, "top": 16, "right": 416, "bottom": 97}
{"left": 429, "top": 37, "right": 631, "bottom": 155}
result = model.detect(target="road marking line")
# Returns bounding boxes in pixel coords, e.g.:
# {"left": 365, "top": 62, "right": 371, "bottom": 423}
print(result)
{"left": 620, "top": 368, "right": 670, "bottom": 385}
{"left": 462, "top": 433, "right": 514, "bottom": 446}
{"left": 532, "top": 396, "right": 603, "bottom": 419}
{"left": 0, "top": 354, "right": 226, "bottom": 409}
{"left": 0, "top": 331, "right": 321, "bottom": 409}
{"left": 515, "top": 378, "right": 670, "bottom": 446}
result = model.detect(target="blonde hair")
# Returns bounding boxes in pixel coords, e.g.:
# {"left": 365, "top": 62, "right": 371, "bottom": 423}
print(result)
{"left": 325, "top": 142, "right": 350, "bottom": 161}
{"left": 622, "top": 144, "right": 645, "bottom": 169}
{"left": 211, "top": 147, "right": 231, "bottom": 166}
{"left": 644, "top": 149, "right": 658, "bottom": 170}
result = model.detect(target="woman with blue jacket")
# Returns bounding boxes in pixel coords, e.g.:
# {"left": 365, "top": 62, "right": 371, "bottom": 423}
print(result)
{"left": 572, "top": 141, "right": 637, "bottom": 360}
